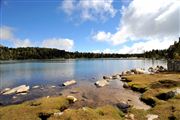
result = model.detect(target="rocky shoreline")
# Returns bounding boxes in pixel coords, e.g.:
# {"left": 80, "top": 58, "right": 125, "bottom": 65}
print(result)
{"left": 0, "top": 65, "right": 179, "bottom": 120}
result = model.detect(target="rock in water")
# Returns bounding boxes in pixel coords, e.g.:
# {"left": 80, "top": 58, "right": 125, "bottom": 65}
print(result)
{"left": 103, "top": 76, "right": 112, "bottom": 79}
{"left": 3, "top": 85, "right": 29, "bottom": 95}
{"left": 63, "top": 80, "right": 77, "bottom": 86}
{"left": 16, "top": 85, "right": 30, "bottom": 93}
{"left": 32, "top": 86, "right": 40, "bottom": 89}
{"left": 123, "top": 83, "right": 129, "bottom": 88}
{"left": 95, "top": 79, "right": 109, "bottom": 87}
{"left": 0, "top": 88, "right": 11, "bottom": 94}
{"left": 112, "top": 75, "right": 120, "bottom": 79}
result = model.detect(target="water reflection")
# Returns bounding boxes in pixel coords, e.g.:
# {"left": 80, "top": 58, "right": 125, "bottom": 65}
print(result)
{"left": 0, "top": 59, "right": 167, "bottom": 89}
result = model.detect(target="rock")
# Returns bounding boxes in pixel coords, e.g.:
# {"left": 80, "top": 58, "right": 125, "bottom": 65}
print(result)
{"left": 0, "top": 88, "right": 11, "bottom": 94}
{"left": 17, "top": 93, "right": 27, "bottom": 95}
{"left": 126, "top": 71, "right": 132, "bottom": 75}
{"left": 82, "top": 107, "right": 88, "bottom": 111}
{"left": 95, "top": 79, "right": 109, "bottom": 87}
{"left": 32, "top": 86, "right": 40, "bottom": 89}
{"left": 3, "top": 85, "right": 29, "bottom": 95}
{"left": 173, "top": 88, "right": 180, "bottom": 95}
{"left": 67, "top": 95, "right": 77, "bottom": 103}
{"left": 123, "top": 83, "right": 129, "bottom": 88}
{"left": 148, "top": 66, "right": 167, "bottom": 73}
{"left": 121, "top": 71, "right": 127, "bottom": 76}
{"left": 12, "top": 96, "right": 17, "bottom": 99}
{"left": 54, "top": 112, "right": 63, "bottom": 117}
{"left": 63, "top": 80, "right": 76, "bottom": 86}
{"left": 103, "top": 76, "right": 112, "bottom": 79}
{"left": 146, "top": 114, "right": 158, "bottom": 120}
{"left": 51, "top": 86, "right": 56, "bottom": 88}
{"left": 112, "top": 75, "right": 120, "bottom": 79}
{"left": 125, "top": 114, "right": 134, "bottom": 120}
{"left": 156, "top": 91, "right": 175, "bottom": 100}
{"left": 116, "top": 102, "right": 130, "bottom": 113}
{"left": 16, "top": 85, "right": 30, "bottom": 93}
{"left": 70, "top": 90, "right": 79, "bottom": 94}
{"left": 131, "top": 68, "right": 145, "bottom": 74}
{"left": 129, "top": 114, "right": 135, "bottom": 120}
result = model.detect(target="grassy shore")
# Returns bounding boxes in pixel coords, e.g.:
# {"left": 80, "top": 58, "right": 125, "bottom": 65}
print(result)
{"left": 0, "top": 73, "right": 180, "bottom": 120}
{"left": 123, "top": 73, "right": 180, "bottom": 120}
{"left": 0, "top": 96, "right": 124, "bottom": 120}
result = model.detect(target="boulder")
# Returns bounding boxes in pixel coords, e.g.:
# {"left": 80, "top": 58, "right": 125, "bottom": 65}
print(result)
{"left": 54, "top": 112, "right": 63, "bottom": 117}
{"left": 173, "top": 88, "right": 180, "bottom": 95}
{"left": 103, "top": 76, "right": 112, "bottom": 79}
{"left": 125, "top": 114, "right": 135, "bottom": 120}
{"left": 146, "top": 114, "right": 158, "bottom": 120}
{"left": 0, "top": 88, "right": 11, "bottom": 94}
{"left": 95, "top": 79, "right": 109, "bottom": 87}
{"left": 131, "top": 68, "right": 145, "bottom": 74}
{"left": 123, "top": 83, "right": 129, "bottom": 88}
{"left": 16, "top": 85, "right": 30, "bottom": 93}
{"left": 63, "top": 80, "right": 76, "bottom": 86}
{"left": 116, "top": 102, "right": 130, "bottom": 113}
{"left": 3, "top": 85, "right": 29, "bottom": 95}
{"left": 67, "top": 95, "right": 77, "bottom": 103}
{"left": 112, "top": 75, "right": 120, "bottom": 79}
{"left": 32, "top": 86, "right": 40, "bottom": 89}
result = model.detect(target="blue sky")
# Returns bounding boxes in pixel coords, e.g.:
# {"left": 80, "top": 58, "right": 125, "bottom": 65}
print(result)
{"left": 0, "top": 0, "right": 179, "bottom": 53}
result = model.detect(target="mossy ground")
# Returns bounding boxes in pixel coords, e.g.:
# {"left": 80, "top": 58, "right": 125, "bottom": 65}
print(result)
{"left": 124, "top": 73, "right": 180, "bottom": 120}
{"left": 0, "top": 96, "right": 124, "bottom": 120}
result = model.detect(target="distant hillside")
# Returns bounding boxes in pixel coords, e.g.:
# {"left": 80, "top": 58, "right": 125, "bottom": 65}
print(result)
{"left": 144, "top": 38, "right": 180, "bottom": 60}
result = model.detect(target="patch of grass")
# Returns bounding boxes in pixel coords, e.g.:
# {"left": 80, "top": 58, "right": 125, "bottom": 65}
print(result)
{"left": 124, "top": 73, "right": 180, "bottom": 88}
{"left": 0, "top": 96, "right": 69, "bottom": 120}
{"left": 0, "top": 97, "right": 124, "bottom": 120}
{"left": 149, "top": 99, "right": 180, "bottom": 120}
{"left": 49, "top": 105, "right": 124, "bottom": 120}
{"left": 123, "top": 73, "right": 180, "bottom": 120}
{"left": 129, "top": 108, "right": 148, "bottom": 120}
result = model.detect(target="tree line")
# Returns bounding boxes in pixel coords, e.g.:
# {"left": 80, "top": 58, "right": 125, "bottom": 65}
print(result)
{"left": 0, "top": 38, "right": 179, "bottom": 60}
{"left": 144, "top": 38, "right": 180, "bottom": 59}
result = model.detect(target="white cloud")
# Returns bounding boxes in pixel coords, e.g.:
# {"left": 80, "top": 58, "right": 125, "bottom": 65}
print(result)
{"left": 118, "top": 39, "right": 175, "bottom": 54}
{"left": 42, "top": 38, "right": 74, "bottom": 51}
{"left": 14, "top": 39, "right": 33, "bottom": 47}
{"left": 93, "top": 0, "right": 179, "bottom": 52}
{"left": 1, "top": 26, "right": 74, "bottom": 50}
{"left": 93, "top": 31, "right": 111, "bottom": 41}
{"left": 61, "top": 0, "right": 117, "bottom": 21}
{"left": 0, "top": 26, "right": 14, "bottom": 40}
{"left": 92, "top": 48, "right": 114, "bottom": 54}
{"left": 61, "top": 0, "right": 75, "bottom": 15}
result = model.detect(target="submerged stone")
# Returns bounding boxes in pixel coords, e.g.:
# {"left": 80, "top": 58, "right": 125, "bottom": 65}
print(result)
{"left": 63, "top": 80, "right": 77, "bottom": 86}
{"left": 94, "top": 79, "right": 109, "bottom": 87}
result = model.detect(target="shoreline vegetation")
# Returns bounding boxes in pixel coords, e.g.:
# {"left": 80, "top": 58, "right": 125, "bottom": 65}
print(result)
{"left": 0, "top": 38, "right": 179, "bottom": 60}
{"left": 0, "top": 66, "right": 180, "bottom": 120}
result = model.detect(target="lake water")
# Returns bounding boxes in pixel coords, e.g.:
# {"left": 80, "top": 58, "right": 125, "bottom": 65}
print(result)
{"left": 0, "top": 59, "right": 167, "bottom": 90}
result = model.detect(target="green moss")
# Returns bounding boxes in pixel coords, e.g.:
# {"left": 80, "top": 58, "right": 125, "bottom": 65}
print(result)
{"left": 49, "top": 105, "right": 124, "bottom": 120}
{"left": 0, "top": 96, "right": 69, "bottom": 120}
{"left": 0, "top": 97, "right": 124, "bottom": 120}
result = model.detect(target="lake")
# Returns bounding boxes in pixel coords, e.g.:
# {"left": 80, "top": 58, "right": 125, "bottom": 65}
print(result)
{"left": 0, "top": 59, "right": 167, "bottom": 90}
